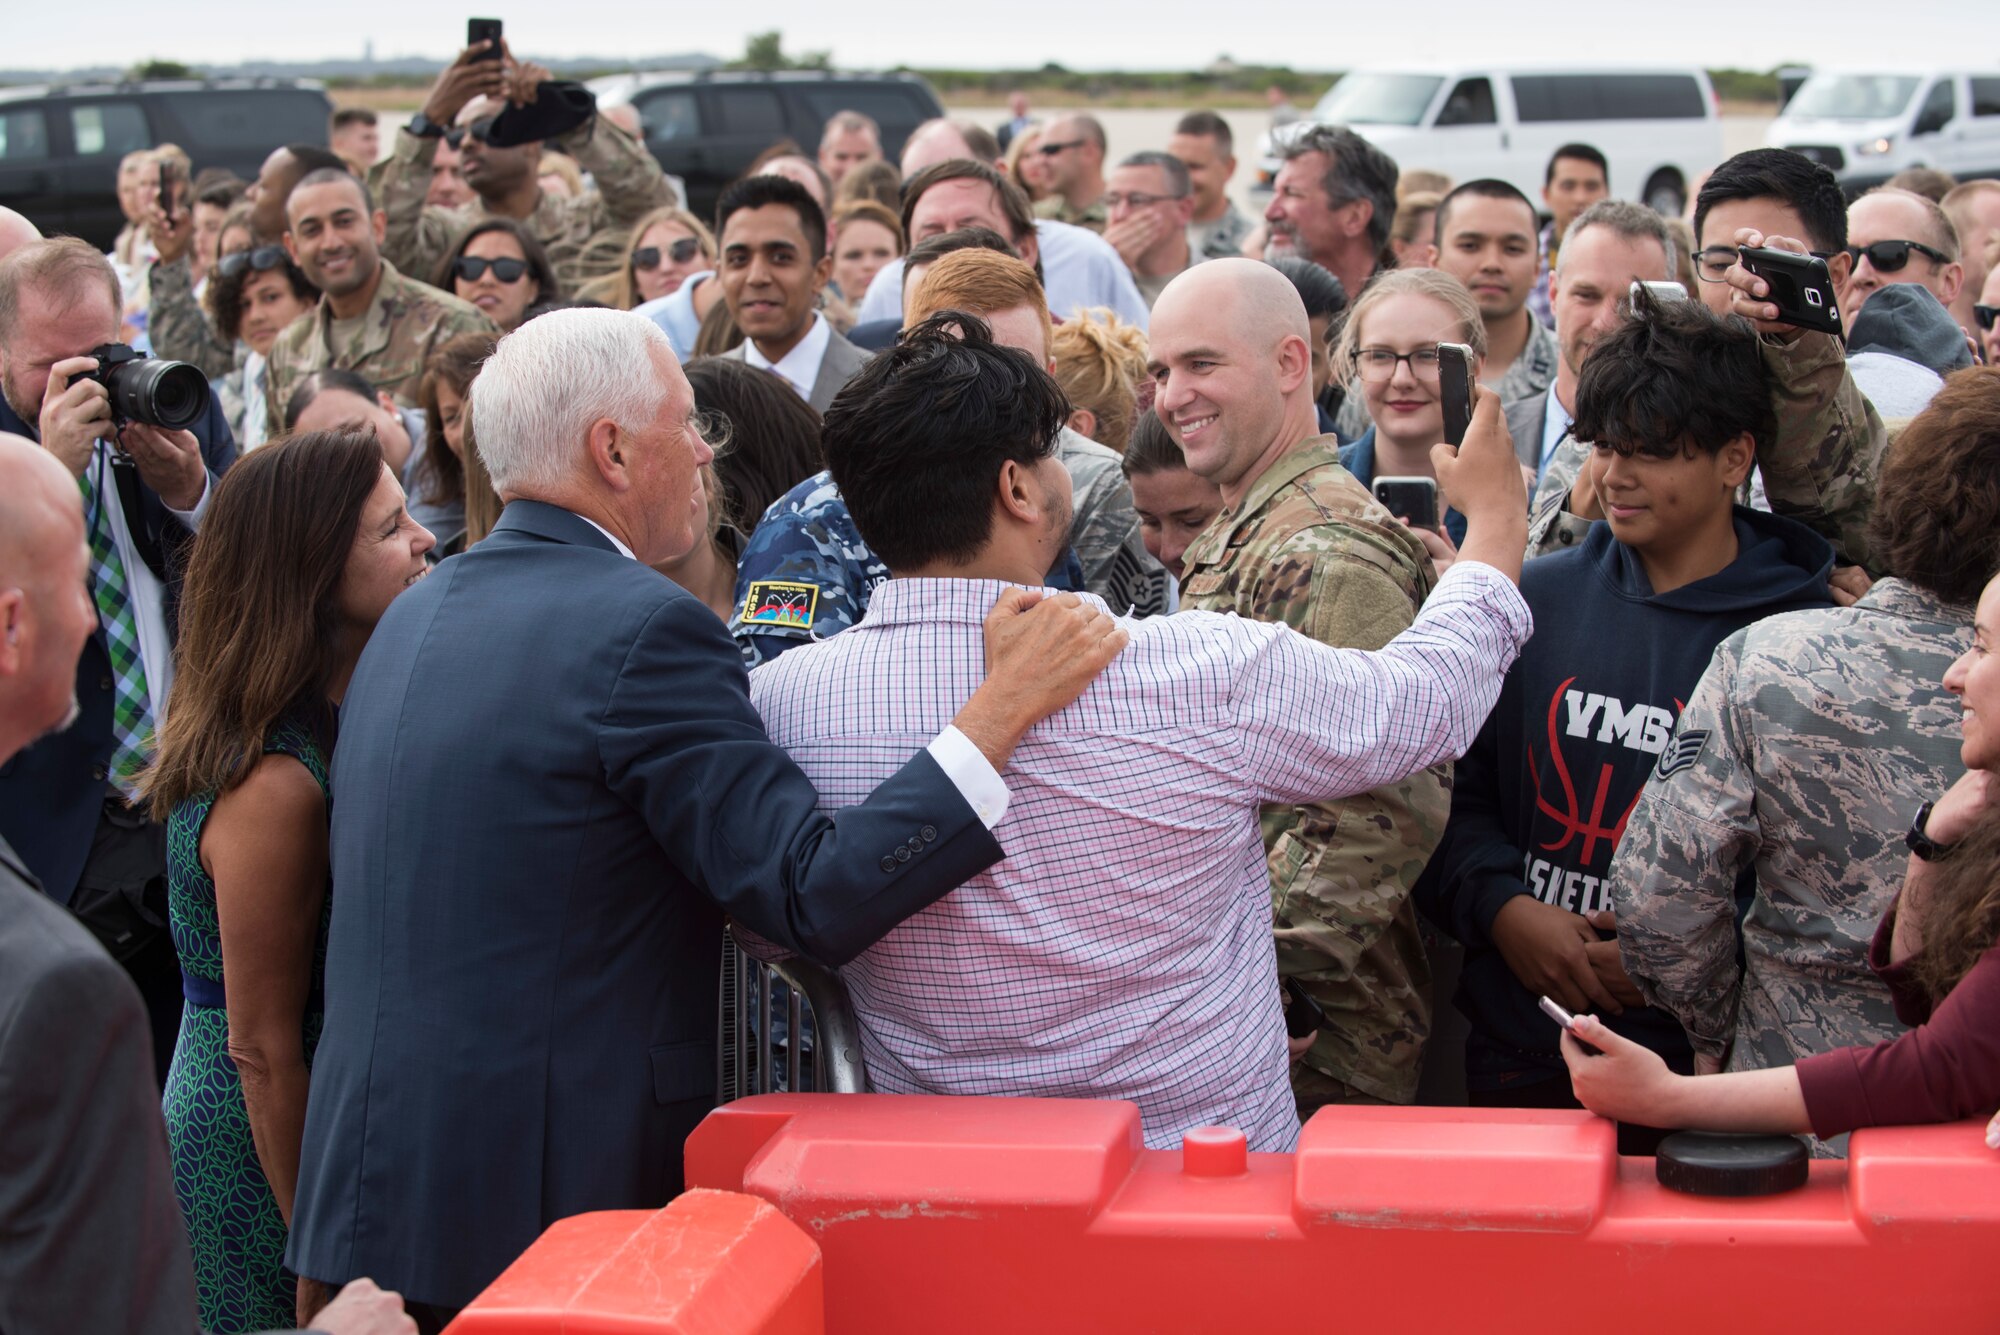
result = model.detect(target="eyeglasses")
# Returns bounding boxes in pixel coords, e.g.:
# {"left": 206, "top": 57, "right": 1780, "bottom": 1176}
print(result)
{"left": 442, "top": 118, "right": 498, "bottom": 150}
{"left": 1846, "top": 239, "right": 1952, "bottom": 273}
{"left": 1036, "top": 139, "right": 1086, "bottom": 157}
{"left": 1353, "top": 346, "right": 1443, "bottom": 382}
{"left": 633, "top": 237, "right": 703, "bottom": 271}
{"left": 1692, "top": 246, "right": 1838, "bottom": 283}
{"left": 1975, "top": 303, "right": 1998, "bottom": 331}
{"left": 214, "top": 244, "right": 289, "bottom": 279}
{"left": 452, "top": 255, "right": 530, "bottom": 283}
{"left": 1103, "top": 190, "right": 1186, "bottom": 210}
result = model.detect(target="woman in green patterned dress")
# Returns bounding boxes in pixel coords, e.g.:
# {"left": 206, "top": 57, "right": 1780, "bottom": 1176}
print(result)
{"left": 141, "top": 428, "right": 435, "bottom": 1332}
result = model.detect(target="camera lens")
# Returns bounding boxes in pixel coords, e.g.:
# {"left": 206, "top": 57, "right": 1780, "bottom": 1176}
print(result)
{"left": 104, "top": 356, "right": 207, "bottom": 431}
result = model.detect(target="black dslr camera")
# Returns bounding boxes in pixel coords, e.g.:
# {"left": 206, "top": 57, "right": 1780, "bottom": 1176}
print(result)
{"left": 78, "top": 343, "right": 208, "bottom": 432}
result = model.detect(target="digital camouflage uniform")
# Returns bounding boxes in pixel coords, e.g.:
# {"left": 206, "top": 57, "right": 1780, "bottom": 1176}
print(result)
{"left": 1615, "top": 579, "right": 1970, "bottom": 1154}
{"left": 147, "top": 255, "right": 240, "bottom": 379}
{"left": 263, "top": 259, "right": 496, "bottom": 438}
{"left": 1034, "top": 194, "right": 1108, "bottom": 234}
{"left": 728, "top": 425, "right": 1167, "bottom": 666}
{"left": 372, "top": 115, "right": 676, "bottom": 298}
{"left": 1178, "top": 436, "right": 1442, "bottom": 1107}
{"left": 1527, "top": 330, "right": 1887, "bottom": 569}
{"left": 1191, "top": 202, "right": 1255, "bottom": 262}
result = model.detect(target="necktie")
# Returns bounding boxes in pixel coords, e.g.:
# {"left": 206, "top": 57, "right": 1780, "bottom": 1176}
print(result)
{"left": 78, "top": 458, "right": 156, "bottom": 800}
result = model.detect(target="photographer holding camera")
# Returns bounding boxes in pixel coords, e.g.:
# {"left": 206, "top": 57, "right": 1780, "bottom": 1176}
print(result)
{"left": 0, "top": 237, "right": 236, "bottom": 1082}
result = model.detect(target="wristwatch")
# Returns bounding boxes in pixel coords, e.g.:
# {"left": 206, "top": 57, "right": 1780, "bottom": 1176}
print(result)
{"left": 1906, "top": 800, "right": 1949, "bottom": 862}
{"left": 407, "top": 112, "right": 450, "bottom": 140}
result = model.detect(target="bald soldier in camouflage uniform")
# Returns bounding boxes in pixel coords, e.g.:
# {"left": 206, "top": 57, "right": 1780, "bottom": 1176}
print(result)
{"left": 264, "top": 171, "right": 495, "bottom": 437}
{"left": 375, "top": 50, "right": 676, "bottom": 298}
{"left": 1160, "top": 260, "right": 1442, "bottom": 1111}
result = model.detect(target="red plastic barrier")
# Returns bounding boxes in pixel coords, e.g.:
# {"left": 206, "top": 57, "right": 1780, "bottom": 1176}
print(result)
{"left": 446, "top": 1188, "right": 823, "bottom": 1334}
{"left": 684, "top": 1095, "right": 2000, "bottom": 1334}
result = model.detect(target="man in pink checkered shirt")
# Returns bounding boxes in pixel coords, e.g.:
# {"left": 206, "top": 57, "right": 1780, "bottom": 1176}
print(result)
{"left": 745, "top": 277, "right": 1533, "bottom": 1150}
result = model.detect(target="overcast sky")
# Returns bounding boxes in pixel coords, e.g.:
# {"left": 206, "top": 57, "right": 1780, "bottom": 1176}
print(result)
{"left": 7, "top": 0, "right": 1995, "bottom": 73}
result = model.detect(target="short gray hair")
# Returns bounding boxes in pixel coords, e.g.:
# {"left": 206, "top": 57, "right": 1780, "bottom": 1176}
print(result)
{"left": 1117, "top": 151, "right": 1191, "bottom": 199}
{"left": 1559, "top": 199, "right": 1676, "bottom": 279}
{"left": 471, "top": 309, "right": 672, "bottom": 495}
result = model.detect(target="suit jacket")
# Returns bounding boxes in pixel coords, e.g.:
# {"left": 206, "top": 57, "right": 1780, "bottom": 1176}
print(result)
{"left": 0, "top": 836, "right": 202, "bottom": 1335}
{"left": 0, "top": 392, "right": 236, "bottom": 904}
{"left": 1503, "top": 388, "right": 1551, "bottom": 473}
{"left": 720, "top": 324, "right": 873, "bottom": 414}
{"left": 288, "top": 500, "right": 1002, "bottom": 1308}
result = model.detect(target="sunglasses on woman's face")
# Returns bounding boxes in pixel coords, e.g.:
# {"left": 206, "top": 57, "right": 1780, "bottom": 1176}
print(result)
{"left": 1975, "top": 303, "right": 1998, "bottom": 332}
{"left": 452, "top": 255, "right": 530, "bottom": 284}
{"left": 215, "top": 244, "right": 289, "bottom": 279}
{"left": 1844, "top": 239, "right": 1952, "bottom": 273}
{"left": 633, "top": 237, "right": 703, "bottom": 271}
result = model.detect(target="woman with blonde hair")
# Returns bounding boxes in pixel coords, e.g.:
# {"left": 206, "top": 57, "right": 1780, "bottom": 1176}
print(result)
{"left": 1004, "top": 122, "right": 1054, "bottom": 202}
{"left": 1049, "top": 308, "right": 1149, "bottom": 447}
{"left": 577, "top": 205, "right": 718, "bottom": 310}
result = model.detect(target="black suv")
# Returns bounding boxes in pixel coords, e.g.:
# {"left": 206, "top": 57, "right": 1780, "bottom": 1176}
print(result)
{"left": 590, "top": 69, "right": 946, "bottom": 217}
{"left": 0, "top": 79, "right": 333, "bottom": 247}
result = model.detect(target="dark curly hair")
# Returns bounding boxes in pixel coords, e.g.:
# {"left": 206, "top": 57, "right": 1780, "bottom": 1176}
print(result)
{"left": 1868, "top": 366, "right": 2000, "bottom": 605}
{"left": 1910, "top": 808, "right": 2000, "bottom": 1004}
{"left": 208, "top": 249, "right": 317, "bottom": 345}
{"left": 1571, "top": 285, "right": 1775, "bottom": 458}
{"left": 821, "top": 309, "right": 1068, "bottom": 571}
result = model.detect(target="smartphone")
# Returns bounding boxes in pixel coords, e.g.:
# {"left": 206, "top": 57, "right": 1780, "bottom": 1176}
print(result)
{"left": 1435, "top": 340, "right": 1474, "bottom": 447}
{"left": 1538, "top": 995, "right": 1602, "bottom": 1056}
{"left": 1629, "top": 279, "right": 1688, "bottom": 304}
{"left": 157, "top": 162, "right": 172, "bottom": 222}
{"left": 1283, "top": 980, "right": 1326, "bottom": 1041}
{"left": 1373, "top": 476, "right": 1439, "bottom": 531}
{"left": 467, "top": 17, "right": 504, "bottom": 61}
{"left": 1737, "top": 246, "right": 1843, "bottom": 336}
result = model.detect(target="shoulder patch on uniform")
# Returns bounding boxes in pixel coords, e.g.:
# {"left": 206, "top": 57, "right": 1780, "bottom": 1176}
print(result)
{"left": 741, "top": 580, "right": 820, "bottom": 630}
{"left": 1655, "top": 729, "right": 1710, "bottom": 780}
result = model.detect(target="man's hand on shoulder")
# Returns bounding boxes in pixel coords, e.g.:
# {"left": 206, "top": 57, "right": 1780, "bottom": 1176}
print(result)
{"left": 952, "top": 588, "right": 1128, "bottom": 770}
{"left": 1433, "top": 387, "right": 1528, "bottom": 582}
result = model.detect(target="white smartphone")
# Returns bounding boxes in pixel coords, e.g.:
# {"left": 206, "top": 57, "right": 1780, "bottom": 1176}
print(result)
{"left": 1539, "top": 995, "right": 1602, "bottom": 1055}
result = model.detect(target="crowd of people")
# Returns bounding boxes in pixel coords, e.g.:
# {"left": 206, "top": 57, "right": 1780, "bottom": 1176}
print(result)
{"left": 2, "top": 42, "right": 1999, "bottom": 1335}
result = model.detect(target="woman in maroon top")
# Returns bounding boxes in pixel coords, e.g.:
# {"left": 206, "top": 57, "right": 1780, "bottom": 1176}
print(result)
{"left": 1564, "top": 570, "right": 2000, "bottom": 1147}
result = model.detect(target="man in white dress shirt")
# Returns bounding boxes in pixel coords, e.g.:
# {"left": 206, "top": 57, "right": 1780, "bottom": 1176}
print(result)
{"left": 713, "top": 174, "right": 871, "bottom": 414}
{"left": 744, "top": 298, "right": 1535, "bottom": 1151}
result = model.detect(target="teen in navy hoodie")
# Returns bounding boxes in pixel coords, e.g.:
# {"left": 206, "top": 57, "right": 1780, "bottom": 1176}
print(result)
{"left": 1416, "top": 291, "right": 1835, "bottom": 1143}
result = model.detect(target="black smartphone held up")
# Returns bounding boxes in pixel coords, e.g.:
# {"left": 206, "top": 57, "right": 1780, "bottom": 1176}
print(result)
{"left": 1538, "top": 995, "right": 1603, "bottom": 1056}
{"left": 1435, "top": 340, "right": 1474, "bottom": 447}
{"left": 1283, "top": 980, "right": 1326, "bottom": 1041}
{"left": 1373, "top": 476, "right": 1440, "bottom": 531}
{"left": 467, "top": 17, "right": 504, "bottom": 61}
{"left": 157, "top": 162, "right": 172, "bottom": 222}
{"left": 1737, "top": 246, "right": 1843, "bottom": 336}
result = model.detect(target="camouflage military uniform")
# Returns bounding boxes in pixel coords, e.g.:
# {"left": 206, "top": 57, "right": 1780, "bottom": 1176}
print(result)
{"left": 1034, "top": 194, "right": 1108, "bottom": 234}
{"left": 1178, "top": 436, "right": 1443, "bottom": 1107}
{"left": 263, "top": 259, "right": 495, "bottom": 438}
{"left": 373, "top": 115, "right": 676, "bottom": 297}
{"left": 729, "top": 427, "right": 1166, "bottom": 666}
{"left": 1191, "top": 201, "right": 1254, "bottom": 261}
{"left": 147, "top": 255, "right": 240, "bottom": 378}
{"left": 1527, "top": 330, "right": 1887, "bottom": 567}
{"left": 1493, "top": 313, "right": 1559, "bottom": 407}
{"left": 1615, "top": 578, "right": 1970, "bottom": 1151}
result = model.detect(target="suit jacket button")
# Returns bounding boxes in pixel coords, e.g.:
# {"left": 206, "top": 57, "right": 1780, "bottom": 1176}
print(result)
{"left": 895, "top": 845, "right": 912, "bottom": 863}
{"left": 880, "top": 856, "right": 897, "bottom": 873}
{"left": 920, "top": 825, "right": 937, "bottom": 842}
{"left": 91, "top": 765, "right": 107, "bottom": 781}
{"left": 99, "top": 675, "right": 113, "bottom": 691}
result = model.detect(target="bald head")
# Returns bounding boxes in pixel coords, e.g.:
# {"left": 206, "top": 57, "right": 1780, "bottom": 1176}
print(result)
{"left": 0, "top": 208, "right": 42, "bottom": 264}
{"left": 0, "top": 432, "right": 93, "bottom": 761}
{"left": 1155, "top": 258, "right": 1311, "bottom": 354}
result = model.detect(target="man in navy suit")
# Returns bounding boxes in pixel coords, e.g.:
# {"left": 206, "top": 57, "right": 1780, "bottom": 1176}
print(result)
{"left": 0, "top": 237, "right": 235, "bottom": 1081}
{"left": 289, "top": 308, "right": 1125, "bottom": 1324}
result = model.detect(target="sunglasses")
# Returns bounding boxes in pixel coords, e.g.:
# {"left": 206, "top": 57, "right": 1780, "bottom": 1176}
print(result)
{"left": 633, "top": 237, "right": 703, "bottom": 270}
{"left": 1974, "top": 303, "right": 1997, "bottom": 332}
{"left": 215, "top": 244, "right": 289, "bottom": 279}
{"left": 1036, "top": 139, "right": 1086, "bottom": 157}
{"left": 1845, "top": 239, "right": 1952, "bottom": 273}
{"left": 442, "top": 118, "right": 498, "bottom": 150}
{"left": 452, "top": 255, "right": 530, "bottom": 283}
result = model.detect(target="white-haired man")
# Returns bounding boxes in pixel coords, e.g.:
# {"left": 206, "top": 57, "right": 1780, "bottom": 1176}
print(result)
{"left": 286, "top": 309, "right": 1125, "bottom": 1324}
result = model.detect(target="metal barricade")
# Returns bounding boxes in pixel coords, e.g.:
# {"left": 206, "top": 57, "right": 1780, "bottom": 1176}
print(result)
{"left": 716, "top": 926, "right": 871, "bottom": 1103}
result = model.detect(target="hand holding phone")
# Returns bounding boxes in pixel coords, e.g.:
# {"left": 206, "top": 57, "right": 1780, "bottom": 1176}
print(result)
{"left": 1435, "top": 341, "right": 1474, "bottom": 447}
{"left": 1736, "top": 244, "right": 1842, "bottom": 336}
{"left": 1373, "top": 476, "right": 1440, "bottom": 530}
{"left": 1539, "top": 995, "right": 1602, "bottom": 1056}
{"left": 467, "top": 17, "right": 505, "bottom": 61}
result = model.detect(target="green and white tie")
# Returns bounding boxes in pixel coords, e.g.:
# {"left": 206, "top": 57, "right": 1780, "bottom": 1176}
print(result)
{"left": 78, "top": 463, "right": 156, "bottom": 799}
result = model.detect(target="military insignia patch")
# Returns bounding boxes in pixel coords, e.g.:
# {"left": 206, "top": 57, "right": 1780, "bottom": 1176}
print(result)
{"left": 1655, "top": 729, "right": 1710, "bottom": 780}
{"left": 741, "top": 580, "right": 820, "bottom": 629}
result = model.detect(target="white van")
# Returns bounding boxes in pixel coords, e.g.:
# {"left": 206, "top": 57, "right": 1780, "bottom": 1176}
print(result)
{"left": 1253, "top": 67, "right": 1723, "bottom": 215}
{"left": 1766, "top": 71, "right": 2000, "bottom": 190}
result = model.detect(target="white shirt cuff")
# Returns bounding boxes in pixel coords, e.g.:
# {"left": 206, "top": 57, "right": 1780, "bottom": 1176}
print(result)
{"left": 166, "top": 470, "right": 213, "bottom": 530}
{"left": 927, "top": 724, "right": 1010, "bottom": 830}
